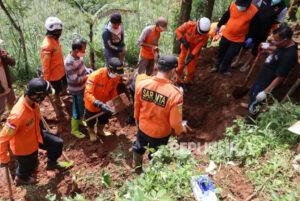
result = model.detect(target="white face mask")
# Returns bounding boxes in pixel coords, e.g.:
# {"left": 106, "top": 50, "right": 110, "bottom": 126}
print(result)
{"left": 108, "top": 72, "right": 117, "bottom": 78}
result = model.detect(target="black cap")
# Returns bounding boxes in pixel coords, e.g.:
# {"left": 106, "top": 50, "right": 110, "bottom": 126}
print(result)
{"left": 108, "top": 57, "right": 124, "bottom": 75}
{"left": 26, "top": 78, "right": 53, "bottom": 96}
{"left": 110, "top": 13, "right": 122, "bottom": 24}
{"left": 158, "top": 54, "right": 178, "bottom": 71}
{"left": 236, "top": 0, "right": 251, "bottom": 7}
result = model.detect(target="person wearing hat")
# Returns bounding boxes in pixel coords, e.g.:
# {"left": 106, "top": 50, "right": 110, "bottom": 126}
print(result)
{"left": 41, "top": 17, "right": 67, "bottom": 119}
{"left": 132, "top": 54, "right": 187, "bottom": 173}
{"left": 231, "top": 0, "right": 288, "bottom": 72}
{"left": 0, "top": 39, "right": 16, "bottom": 128}
{"left": 137, "top": 16, "right": 168, "bottom": 76}
{"left": 0, "top": 78, "right": 64, "bottom": 185}
{"left": 64, "top": 38, "right": 88, "bottom": 139}
{"left": 84, "top": 57, "right": 124, "bottom": 142}
{"left": 210, "top": 0, "right": 259, "bottom": 77}
{"left": 102, "top": 13, "right": 126, "bottom": 67}
{"left": 175, "top": 17, "right": 211, "bottom": 84}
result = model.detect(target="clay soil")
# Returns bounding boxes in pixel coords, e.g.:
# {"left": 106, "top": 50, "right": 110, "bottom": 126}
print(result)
{"left": 1, "top": 33, "right": 300, "bottom": 201}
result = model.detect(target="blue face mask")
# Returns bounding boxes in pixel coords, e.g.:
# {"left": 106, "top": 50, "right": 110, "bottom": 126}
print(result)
{"left": 237, "top": 5, "right": 247, "bottom": 11}
{"left": 272, "top": 0, "right": 281, "bottom": 5}
{"left": 108, "top": 72, "right": 117, "bottom": 78}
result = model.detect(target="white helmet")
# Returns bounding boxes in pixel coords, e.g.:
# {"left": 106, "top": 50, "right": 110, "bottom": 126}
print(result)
{"left": 197, "top": 17, "right": 211, "bottom": 34}
{"left": 45, "top": 17, "right": 62, "bottom": 31}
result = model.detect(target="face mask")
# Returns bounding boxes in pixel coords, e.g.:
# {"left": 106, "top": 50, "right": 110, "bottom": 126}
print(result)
{"left": 108, "top": 72, "right": 117, "bottom": 78}
{"left": 77, "top": 52, "right": 85, "bottom": 58}
{"left": 273, "top": 39, "right": 286, "bottom": 47}
{"left": 237, "top": 6, "right": 247, "bottom": 11}
{"left": 272, "top": 0, "right": 281, "bottom": 5}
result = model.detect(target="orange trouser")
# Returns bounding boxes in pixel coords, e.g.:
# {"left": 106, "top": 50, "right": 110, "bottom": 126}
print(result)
{"left": 176, "top": 47, "right": 199, "bottom": 83}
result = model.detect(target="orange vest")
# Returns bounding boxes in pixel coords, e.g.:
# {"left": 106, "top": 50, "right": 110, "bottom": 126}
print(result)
{"left": 134, "top": 76, "right": 184, "bottom": 138}
{"left": 41, "top": 36, "right": 65, "bottom": 81}
{"left": 140, "top": 26, "right": 161, "bottom": 59}
{"left": 223, "top": 2, "right": 258, "bottom": 42}
{"left": 176, "top": 21, "right": 209, "bottom": 56}
{"left": 84, "top": 68, "right": 120, "bottom": 113}
{"left": 0, "top": 96, "right": 43, "bottom": 163}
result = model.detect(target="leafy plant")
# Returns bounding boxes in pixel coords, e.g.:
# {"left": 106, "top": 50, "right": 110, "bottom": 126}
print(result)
{"left": 118, "top": 138, "right": 198, "bottom": 200}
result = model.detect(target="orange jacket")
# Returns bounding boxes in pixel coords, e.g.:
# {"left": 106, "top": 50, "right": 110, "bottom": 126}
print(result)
{"left": 176, "top": 21, "right": 209, "bottom": 56}
{"left": 135, "top": 74, "right": 152, "bottom": 89}
{"left": 84, "top": 68, "right": 120, "bottom": 113}
{"left": 0, "top": 96, "right": 43, "bottom": 163}
{"left": 223, "top": 2, "right": 258, "bottom": 42}
{"left": 138, "top": 25, "right": 161, "bottom": 59}
{"left": 134, "top": 76, "right": 184, "bottom": 138}
{"left": 41, "top": 36, "right": 65, "bottom": 81}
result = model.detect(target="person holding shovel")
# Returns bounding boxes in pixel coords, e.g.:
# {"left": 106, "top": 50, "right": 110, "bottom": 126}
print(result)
{"left": 132, "top": 54, "right": 187, "bottom": 173}
{"left": 210, "top": 0, "right": 259, "bottom": 77}
{"left": 247, "top": 25, "right": 297, "bottom": 117}
{"left": 0, "top": 78, "right": 64, "bottom": 185}
{"left": 137, "top": 17, "right": 168, "bottom": 76}
{"left": 41, "top": 17, "right": 67, "bottom": 123}
{"left": 175, "top": 17, "right": 211, "bottom": 84}
{"left": 231, "top": 0, "right": 287, "bottom": 72}
{"left": 84, "top": 57, "right": 124, "bottom": 142}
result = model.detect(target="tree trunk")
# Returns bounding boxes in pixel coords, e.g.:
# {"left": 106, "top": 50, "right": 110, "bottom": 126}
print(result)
{"left": 288, "top": 0, "right": 299, "bottom": 21}
{"left": 89, "top": 23, "right": 95, "bottom": 69}
{"left": 203, "top": 0, "right": 215, "bottom": 19}
{"left": 0, "top": 0, "right": 29, "bottom": 78}
{"left": 173, "top": 0, "right": 193, "bottom": 54}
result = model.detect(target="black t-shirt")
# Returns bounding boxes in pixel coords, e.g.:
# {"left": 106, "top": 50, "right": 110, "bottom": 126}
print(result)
{"left": 255, "top": 43, "right": 298, "bottom": 88}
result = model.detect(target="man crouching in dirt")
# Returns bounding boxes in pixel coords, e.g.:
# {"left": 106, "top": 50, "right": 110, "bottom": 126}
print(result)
{"left": 84, "top": 57, "right": 124, "bottom": 142}
{"left": 247, "top": 25, "right": 298, "bottom": 119}
{"left": 132, "top": 54, "right": 187, "bottom": 173}
{"left": 0, "top": 78, "right": 64, "bottom": 185}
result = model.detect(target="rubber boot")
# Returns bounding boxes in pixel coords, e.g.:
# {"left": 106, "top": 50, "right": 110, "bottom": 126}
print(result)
{"left": 71, "top": 118, "right": 85, "bottom": 139}
{"left": 97, "top": 124, "right": 112, "bottom": 136}
{"left": 133, "top": 151, "right": 143, "bottom": 174}
{"left": 14, "top": 176, "right": 36, "bottom": 186}
{"left": 88, "top": 127, "right": 97, "bottom": 142}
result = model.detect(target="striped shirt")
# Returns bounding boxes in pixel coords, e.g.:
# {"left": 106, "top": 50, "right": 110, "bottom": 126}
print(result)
{"left": 64, "top": 53, "right": 86, "bottom": 95}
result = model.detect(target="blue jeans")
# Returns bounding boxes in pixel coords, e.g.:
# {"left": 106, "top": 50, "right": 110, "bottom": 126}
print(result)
{"left": 72, "top": 94, "right": 84, "bottom": 120}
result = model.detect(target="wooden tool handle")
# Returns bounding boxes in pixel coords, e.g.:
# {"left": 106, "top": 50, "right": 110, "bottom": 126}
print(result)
{"left": 84, "top": 112, "right": 105, "bottom": 123}
{"left": 243, "top": 54, "right": 260, "bottom": 86}
{"left": 5, "top": 166, "right": 13, "bottom": 201}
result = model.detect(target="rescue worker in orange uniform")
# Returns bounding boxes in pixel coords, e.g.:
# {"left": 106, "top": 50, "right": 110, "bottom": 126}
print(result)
{"left": 210, "top": 0, "right": 259, "bottom": 77}
{"left": 133, "top": 54, "right": 187, "bottom": 173}
{"left": 0, "top": 78, "right": 63, "bottom": 185}
{"left": 41, "top": 17, "right": 67, "bottom": 118}
{"left": 137, "top": 17, "right": 168, "bottom": 75}
{"left": 84, "top": 57, "right": 124, "bottom": 142}
{"left": 175, "top": 17, "right": 211, "bottom": 84}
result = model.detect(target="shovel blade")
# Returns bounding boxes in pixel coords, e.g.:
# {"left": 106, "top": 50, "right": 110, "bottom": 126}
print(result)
{"left": 232, "top": 86, "right": 250, "bottom": 99}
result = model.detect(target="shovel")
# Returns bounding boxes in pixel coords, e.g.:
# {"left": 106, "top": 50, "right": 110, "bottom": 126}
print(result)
{"left": 84, "top": 93, "right": 131, "bottom": 123}
{"left": 232, "top": 45, "right": 265, "bottom": 99}
{"left": 0, "top": 165, "right": 14, "bottom": 201}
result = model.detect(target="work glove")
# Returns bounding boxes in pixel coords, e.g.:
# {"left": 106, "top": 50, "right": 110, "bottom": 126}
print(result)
{"left": 244, "top": 38, "right": 253, "bottom": 49}
{"left": 261, "top": 42, "right": 270, "bottom": 50}
{"left": 256, "top": 91, "right": 267, "bottom": 102}
{"left": 215, "top": 27, "right": 220, "bottom": 35}
{"left": 93, "top": 100, "right": 113, "bottom": 115}
{"left": 184, "top": 54, "right": 195, "bottom": 66}
{"left": 179, "top": 37, "right": 189, "bottom": 50}
{"left": 0, "top": 162, "right": 8, "bottom": 168}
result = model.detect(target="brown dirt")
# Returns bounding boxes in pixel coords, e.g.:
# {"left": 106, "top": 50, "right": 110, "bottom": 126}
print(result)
{"left": 1, "top": 34, "right": 299, "bottom": 200}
